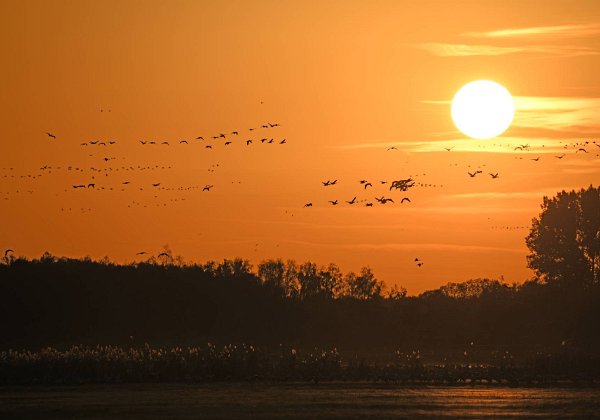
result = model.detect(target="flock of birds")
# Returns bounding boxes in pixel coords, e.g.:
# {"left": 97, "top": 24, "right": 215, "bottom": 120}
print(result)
{"left": 303, "top": 177, "right": 416, "bottom": 208}
{"left": 1, "top": 118, "right": 597, "bottom": 270}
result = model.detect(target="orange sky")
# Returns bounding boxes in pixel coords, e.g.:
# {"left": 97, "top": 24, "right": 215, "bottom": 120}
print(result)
{"left": 1, "top": 0, "right": 599, "bottom": 293}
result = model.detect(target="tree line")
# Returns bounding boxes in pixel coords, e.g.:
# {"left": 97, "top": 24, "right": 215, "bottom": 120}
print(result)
{"left": 0, "top": 185, "right": 598, "bottom": 358}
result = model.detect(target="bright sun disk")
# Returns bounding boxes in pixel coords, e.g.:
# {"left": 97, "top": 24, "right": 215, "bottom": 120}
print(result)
{"left": 451, "top": 80, "right": 514, "bottom": 139}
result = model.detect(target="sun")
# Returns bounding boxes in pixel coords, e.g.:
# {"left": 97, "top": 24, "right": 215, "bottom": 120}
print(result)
{"left": 451, "top": 80, "right": 514, "bottom": 139}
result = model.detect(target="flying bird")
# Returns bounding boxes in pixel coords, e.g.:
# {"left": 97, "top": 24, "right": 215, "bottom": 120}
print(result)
{"left": 304, "top": 203, "right": 313, "bottom": 207}
{"left": 489, "top": 173, "right": 499, "bottom": 179}
{"left": 246, "top": 140, "right": 252, "bottom": 145}
{"left": 531, "top": 157, "right": 540, "bottom": 161}
{"left": 4, "top": 249, "right": 14, "bottom": 257}
{"left": 196, "top": 136, "right": 204, "bottom": 140}
{"left": 387, "top": 146, "right": 398, "bottom": 151}
{"left": 279, "top": 139, "right": 287, "bottom": 144}
{"left": 203, "top": 185, "right": 214, "bottom": 191}
{"left": 136, "top": 251, "right": 148, "bottom": 255}
{"left": 400, "top": 197, "right": 411, "bottom": 203}
{"left": 231, "top": 131, "right": 239, "bottom": 135}
{"left": 346, "top": 196, "right": 357, "bottom": 205}
{"left": 577, "top": 148, "right": 588, "bottom": 153}
{"left": 180, "top": 140, "right": 188, "bottom": 144}
{"left": 224, "top": 141, "right": 232, "bottom": 145}
{"left": 555, "top": 154, "right": 566, "bottom": 159}
{"left": 152, "top": 183, "right": 160, "bottom": 187}
{"left": 364, "top": 182, "right": 373, "bottom": 189}
{"left": 468, "top": 171, "right": 478, "bottom": 178}
{"left": 328, "top": 200, "right": 339, "bottom": 205}
{"left": 444, "top": 146, "right": 454, "bottom": 152}
{"left": 46, "top": 132, "right": 56, "bottom": 139}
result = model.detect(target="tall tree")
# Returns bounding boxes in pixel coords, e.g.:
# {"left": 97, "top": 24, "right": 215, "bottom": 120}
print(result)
{"left": 526, "top": 185, "right": 600, "bottom": 288}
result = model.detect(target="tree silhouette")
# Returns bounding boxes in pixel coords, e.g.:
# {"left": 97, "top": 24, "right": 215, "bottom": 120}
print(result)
{"left": 526, "top": 185, "right": 600, "bottom": 288}
{"left": 344, "top": 267, "right": 383, "bottom": 300}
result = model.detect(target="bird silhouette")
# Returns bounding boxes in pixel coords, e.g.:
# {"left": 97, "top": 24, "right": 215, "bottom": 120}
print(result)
{"left": 555, "top": 154, "right": 566, "bottom": 159}
{"left": 231, "top": 131, "right": 239, "bottom": 135}
{"left": 387, "top": 146, "right": 398, "bottom": 151}
{"left": 180, "top": 140, "right": 188, "bottom": 144}
{"left": 152, "top": 183, "right": 160, "bottom": 187}
{"left": 365, "top": 203, "right": 373, "bottom": 207}
{"left": 329, "top": 200, "right": 339, "bottom": 205}
{"left": 468, "top": 171, "right": 478, "bottom": 178}
{"left": 401, "top": 197, "right": 411, "bottom": 203}
{"left": 87, "top": 183, "right": 95, "bottom": 188}
{"left": 140, "top": 140, "right": 147, "bottom": 145}
{"left": 346, "top": 196, "right": 357, "bottom": 205}
{"left": 577, "top": 148, "right": 588, "bottom": 153}
{"left": 489, "top": 173, "right": 499, "bottom": 179}
{"left": 444, "top": 147, "right": 454, "bottom": 152}
{"left": 224, "top": 141, "right": 232, "bottom": 145}
{"left": 205, "top": 145, "right": 213, "bottom": 149}
{"left": 246, "top": 140, "right": 252, "bottom": 145}
{"left": 375, "top": 196, "right": 394, "bottom": 204}
{"left": 304, "top": 203, "right": 313, "bottom": 207}
{"left": 364, "top": 182, "right": 373, "bottom": 189}
{"left": 531, "top": 157, "right": 540, "bottom": 161}
{"left": 4, "top": 249, "right": 14, "bottom": 257}
{"left": 203, "top": 185, "right": 214, "bottom": 191}
{"left": 161, "top": 141, "right": 170, "bottom": 145}
{"left": 46, "top": 132, "right": 56, "bottom": 139}
{"left": 279, "top": 139, "right": 286, "bottom": 144}
{"left": 136, "top": 251, "right": 147, "bottom": 255}
{"left": 196, "top": 136, "right": 204, "bottom": 140}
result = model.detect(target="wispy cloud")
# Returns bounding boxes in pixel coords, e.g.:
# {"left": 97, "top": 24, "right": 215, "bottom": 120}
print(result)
{"left": 282, "top": 239, "right": 524, "bottom": 254}
{"left": 513, "top": 96, "right": 600, "bottom": 132}
{"left": 415, "top": 43, "right": 598, "bottom": 57}
{"left": 443, "top": 188, "right": 579, "bottom": 200}
{"left": 462, "top": 24, "right": 600, "bottom": 39}
{"left": 337, "top": 136, "right": 574, "bottom": 154}
{"left": 415, "top": 43, "right": 523, "bottom": 57}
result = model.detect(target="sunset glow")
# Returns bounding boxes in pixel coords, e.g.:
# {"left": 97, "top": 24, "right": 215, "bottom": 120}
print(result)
{"left": 1, "top": 0, "right": 599, "bottom": 294}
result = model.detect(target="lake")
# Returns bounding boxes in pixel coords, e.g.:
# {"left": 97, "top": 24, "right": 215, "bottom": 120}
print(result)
{"left": 1, "top": 383, "right": 599, "bottom": 418}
